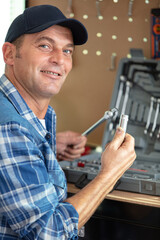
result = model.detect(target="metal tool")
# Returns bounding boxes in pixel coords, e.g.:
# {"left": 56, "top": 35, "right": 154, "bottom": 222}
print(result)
{"left": 82, "top": 108, "right": 118, "bottom": 136}
{"left": 113, "top": 76, "right": 126, "bottom": 121}
{"left": 109, "top": 53, "right": 117, "bottom": 71}
{"left": 108, "top": 76, "right": 126, "bottom": 134}
{"left": 119, "top": 114, "right": 129, "bottom": 133}
{"left": 157, "top": 126, "right": 160, "bottom": 139}
{"left": 96, "top": 1, "right": 103, "bottom": 20}
{"left": 144, "top": 97, "right": 155, "bottom": 134}
{"left": 121, "top": 81, "right": 132, "bottom": 115}
{"left": 133, "top": 102, "right": 140, "bottom": 122}
{"left": 66, "top": 0, "right": 74, "bottom": 18}
{"left": 128, "top": 0, "right": 134, "bottom": 16}
{"left": 150, "top": 98, "right": 160, "bottom": 137}
{"left": 157, "top": 100, "right": 160, "bottom": 138}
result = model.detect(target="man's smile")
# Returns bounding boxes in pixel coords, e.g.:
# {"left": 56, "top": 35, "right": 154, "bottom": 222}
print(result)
{"left": 40, "top": 70, "right": 61, "bottom": 76}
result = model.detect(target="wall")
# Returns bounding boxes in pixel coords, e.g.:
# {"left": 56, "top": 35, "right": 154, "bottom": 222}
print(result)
{"left": 28, "top": 0, "right": 159, "bottom": 145}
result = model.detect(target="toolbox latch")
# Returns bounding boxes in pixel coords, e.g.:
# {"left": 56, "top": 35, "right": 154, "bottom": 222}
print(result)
{"left": 130, "top": 48, "right": 144, "bottom": 58}
{"left": 141, "top": 181, "right": 156, "bottom": 195}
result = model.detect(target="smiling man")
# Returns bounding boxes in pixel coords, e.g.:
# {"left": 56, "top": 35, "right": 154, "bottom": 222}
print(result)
{"left": 4, "top": 25, "right": 74, "bottom": 118}
{"left": 0, "top": 4, "right": 136, "bottom": 240}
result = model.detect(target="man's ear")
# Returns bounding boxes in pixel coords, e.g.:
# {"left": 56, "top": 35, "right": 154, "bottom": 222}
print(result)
{"left": 2, "top": 42, "right": 15, "bottom": 66}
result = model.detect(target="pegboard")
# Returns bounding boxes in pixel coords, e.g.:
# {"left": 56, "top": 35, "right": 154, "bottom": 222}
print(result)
{"left": 27, "top": 0, "right": 160, "bottom": 145}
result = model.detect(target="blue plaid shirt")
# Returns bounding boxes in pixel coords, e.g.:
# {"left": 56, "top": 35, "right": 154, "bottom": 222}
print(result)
{"left": 0, "top": 74, "right": 79, "bottom": 239}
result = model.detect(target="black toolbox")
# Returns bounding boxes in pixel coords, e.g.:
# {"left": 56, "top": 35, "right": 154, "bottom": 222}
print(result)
{"left": 60, "top": 52, "right": 160, "bottom": 196}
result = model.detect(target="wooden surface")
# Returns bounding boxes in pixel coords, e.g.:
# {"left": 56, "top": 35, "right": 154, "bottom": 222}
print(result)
{"left": 67, "top": 183, "right": 160, "bottom": 208}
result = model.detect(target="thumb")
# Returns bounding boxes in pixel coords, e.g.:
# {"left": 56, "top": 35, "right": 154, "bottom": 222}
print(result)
{"left": 110, "top": 127, "right": 125, "bottom": 150}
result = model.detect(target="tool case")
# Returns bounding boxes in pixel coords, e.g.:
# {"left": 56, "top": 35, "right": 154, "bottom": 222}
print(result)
{"left": 60, "top": 51, "right": 160, "bottom": 196}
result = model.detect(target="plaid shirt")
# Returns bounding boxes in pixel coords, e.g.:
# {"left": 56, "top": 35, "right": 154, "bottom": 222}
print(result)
{"left": 0, "top": 74, "right": 79, "bottom": 239}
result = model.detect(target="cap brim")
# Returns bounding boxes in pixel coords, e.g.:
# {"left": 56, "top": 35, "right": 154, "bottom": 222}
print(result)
{"left": 26, "top": 18, "right": 88, "bottom": 45}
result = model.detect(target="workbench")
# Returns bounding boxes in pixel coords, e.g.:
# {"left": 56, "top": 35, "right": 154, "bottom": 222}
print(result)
{"left": 68, "top": 183, "right": 160, "bottom": 240}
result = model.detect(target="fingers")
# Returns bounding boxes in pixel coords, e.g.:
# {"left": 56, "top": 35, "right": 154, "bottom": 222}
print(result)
{"left": 108, "top": 127, "right": 125, "bottom": 151}
{"left": 57, "top": 146, "right": 85, "bottom": 161}
{"left": 56, "top": 131, "right": 87, "bottom": 161}
{"left": 122, "top": 133, "right": 135, "bottom": 149}
{"left": 71, "top": 136, "right": 87, "bottom": 149}
{"left": 101, "top": 130, "right": 136, "bottom": 182}
{"left": 60, "top": 131, "right": 87, "bottom": 147}
{"left": 71, "top": 135, "right": 87, "bottom": 147}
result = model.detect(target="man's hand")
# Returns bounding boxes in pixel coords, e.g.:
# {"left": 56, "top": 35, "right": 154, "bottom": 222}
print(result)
{"left": 56, "top": 131, "right": 87, "bottom": 161}
{"left": 100, "top": 127, "right": 136, "bottom": 182}
{"left": 65, "top": 127, "right": 136, "bottom": 229}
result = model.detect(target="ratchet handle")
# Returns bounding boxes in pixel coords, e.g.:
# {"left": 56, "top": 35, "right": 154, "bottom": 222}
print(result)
{"left": 82, "top": 108, "right": 118, "bottom": 136}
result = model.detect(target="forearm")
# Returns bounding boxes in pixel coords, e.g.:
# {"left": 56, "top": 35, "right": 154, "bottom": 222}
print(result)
{"left": 65, "top": 172, "right": 119, "bottom": 229}
{"left": 65, "top": 129, "right": 136, "bottom": 229}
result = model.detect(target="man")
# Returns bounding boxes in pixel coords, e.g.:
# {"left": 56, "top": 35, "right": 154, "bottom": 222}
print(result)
{"left": 0, "top": 5, "right": 136, "bottom": 239}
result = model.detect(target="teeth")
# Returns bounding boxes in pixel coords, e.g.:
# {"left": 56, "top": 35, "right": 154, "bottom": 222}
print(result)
{"left": 41, "top": 71, "right": 59, "bottom": 76}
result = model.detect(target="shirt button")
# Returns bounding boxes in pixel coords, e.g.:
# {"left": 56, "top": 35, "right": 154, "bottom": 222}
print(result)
{"left": 45, "top": 133, "right": 51, "bottom": 140}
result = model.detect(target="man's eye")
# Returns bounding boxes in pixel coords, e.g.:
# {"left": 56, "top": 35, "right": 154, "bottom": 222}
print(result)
{"left": 39, "top": 44, "right": 49, "bottom": 49}
{"left": 64, "top": 49, "right": 73, "bottom": 55}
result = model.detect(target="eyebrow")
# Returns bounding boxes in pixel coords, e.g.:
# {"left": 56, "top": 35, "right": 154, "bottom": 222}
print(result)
{"left": 34, "top": 36, "right": 75, "bottom": 49}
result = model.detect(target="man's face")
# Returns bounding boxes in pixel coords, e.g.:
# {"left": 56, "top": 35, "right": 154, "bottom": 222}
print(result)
{"left": 11, "top": 25, "right": 74, "bottom": 101}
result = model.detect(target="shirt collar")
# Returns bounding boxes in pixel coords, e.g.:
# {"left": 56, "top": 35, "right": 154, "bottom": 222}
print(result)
{"left": 0, "top": 74, "right": 56, "bottom": 139}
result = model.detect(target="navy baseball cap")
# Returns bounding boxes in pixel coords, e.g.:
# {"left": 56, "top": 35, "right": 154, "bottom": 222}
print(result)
{"left": 5, "top": 5, "right": 88, "bottom": 45}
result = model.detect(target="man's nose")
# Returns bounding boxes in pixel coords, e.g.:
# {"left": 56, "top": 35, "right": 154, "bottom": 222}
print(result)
{"left": 49, "top": 50, "right": 64, "bottom": 65}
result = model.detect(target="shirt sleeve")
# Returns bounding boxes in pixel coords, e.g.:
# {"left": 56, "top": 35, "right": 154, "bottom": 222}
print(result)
{"left": 0, "top": 122, "right": 79, "bottom": 239}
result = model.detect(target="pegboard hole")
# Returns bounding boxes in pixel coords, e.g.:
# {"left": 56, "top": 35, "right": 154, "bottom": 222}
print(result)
{"left": 83, "top": 49, "right": 88, "bottom": 55}
{"left": 128, "top": 37, "right": 133, "bottom": 42}
{"left": 128, "top": 17, "right": 133, "bottom": 22}
{"left": 69, "top": 13, "right": 74, "bottom": 18}
{"left": 96, "top": 51, "right": 102, "bottom": 56}
{"left": 96, "top": 32, "right": 102, "bottom": 37}
{"left": 83, "top": 15, "right": 88, "bottom": 19}
{"left": 143, "top": 38, "right": 148, "bottom": 42}
{"left": 112, "top": 35, "right": 117, "bottom": 40}
{"left": 98, "top": 16, "right": 104, "bottom": 20}
{"left": 113, "top": 16, "right": 118, "bottom": 21}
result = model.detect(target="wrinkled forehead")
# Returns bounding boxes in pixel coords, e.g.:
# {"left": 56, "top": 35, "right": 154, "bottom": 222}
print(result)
{"left": 25, "top": 25, "right": 74, "bottom": 45}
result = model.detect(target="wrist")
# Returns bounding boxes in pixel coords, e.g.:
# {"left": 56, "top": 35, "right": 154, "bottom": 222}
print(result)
{"left": 96, "top": 170, "right": 120, "bottom": 188}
